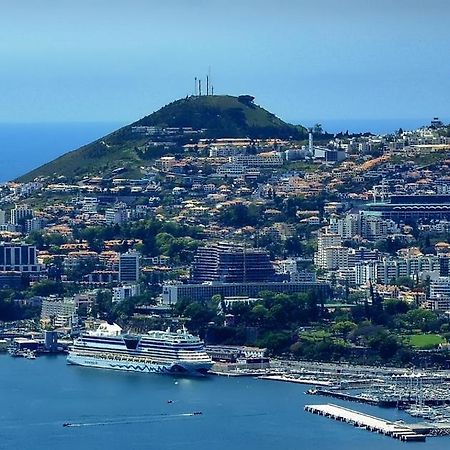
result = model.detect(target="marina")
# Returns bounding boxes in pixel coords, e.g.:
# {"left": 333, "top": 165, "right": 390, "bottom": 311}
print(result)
{"left": 306, "top": 380, "right": 450, "bottom": 412}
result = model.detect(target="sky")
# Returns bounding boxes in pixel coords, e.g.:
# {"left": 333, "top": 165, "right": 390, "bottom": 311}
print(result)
{"left": 0, "top": 0, "right": 449, "bottom": 124}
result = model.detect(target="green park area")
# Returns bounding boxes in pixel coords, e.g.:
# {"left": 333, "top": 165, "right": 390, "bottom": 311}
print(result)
{"left": 407, "top": 334, "right": 445, "bottom": 349}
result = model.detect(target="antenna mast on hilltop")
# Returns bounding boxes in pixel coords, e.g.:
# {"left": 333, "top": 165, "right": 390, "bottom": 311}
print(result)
{"left": 207, "top": 66, "right": 212, "bottom": 96}
{"left": 194, "top": 70, "right": 214, "bottom": 96}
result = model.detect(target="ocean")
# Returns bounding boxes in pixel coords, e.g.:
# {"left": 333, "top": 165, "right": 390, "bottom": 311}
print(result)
{"left": 301, "top": 118, "right": 443, "bottom": 135}
{"left": 0, "top": 355, "right": 448, "bottom": 450}
{"left": 0, "top": 119, "right": 443, "bottom": 183}
{"left": 0, "top": 122, "right": 123, "bottom": 183}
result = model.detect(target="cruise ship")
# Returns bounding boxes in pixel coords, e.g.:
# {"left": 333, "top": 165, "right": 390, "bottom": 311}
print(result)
{"left": 67, "top": 323, "right": 213, "bottom": 375}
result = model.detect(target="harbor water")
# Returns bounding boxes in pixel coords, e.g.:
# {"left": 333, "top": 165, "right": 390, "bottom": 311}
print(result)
{"left": 1, "top": 355, "right": 450, "bottom": 449}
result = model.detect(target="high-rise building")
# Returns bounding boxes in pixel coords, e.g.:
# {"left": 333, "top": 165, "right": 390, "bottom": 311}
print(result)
{"left": 191, "top": 242, "right": 276, "bottom": 284}
{"left": 440, "top": 257, "right": 450, "bottom": 277}
{"left": 314, "top": 228, "right": 344, "bottom": 270}
{"left": 105, "top": 205, "right": 128, "bottom": 225}
{"left": 10, "top": 205, "right": 33, "bottom": 225}
{"left": 0, "top": 209, "right": 6, "bottom": 225}
{"left": 119, "top": 251, "right": 140, "bottom": 282}
{"left": 0, "top": 242, "right": 41, "bottom": 273}
{"left": 26, "top": 217, "right": 46, "bottom": 233}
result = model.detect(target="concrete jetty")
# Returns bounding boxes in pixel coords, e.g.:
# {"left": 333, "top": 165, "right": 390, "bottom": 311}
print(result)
{"left": 259, "top": 375, "right": 332, "bottom": 386}
{"left": 305, "top": 403, "right": 426, "bottom": 442}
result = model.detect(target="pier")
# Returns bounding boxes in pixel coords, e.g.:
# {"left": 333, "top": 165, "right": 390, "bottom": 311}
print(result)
{"left": 308, "top": 388, "right": 397, "bottom": 407}
{"left": 304, "top": 403, "right": 426, "bottom": 442}
{"left": 259, "top": 375, "right": 332, "bottom": 386}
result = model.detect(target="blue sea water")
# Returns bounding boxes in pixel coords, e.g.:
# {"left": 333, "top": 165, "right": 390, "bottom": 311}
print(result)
{"left": 0, "top": 122, "right": 123, "bottom": 183}
{"left": 302, "top": 118, "right": 445, "bottom": 135}
{"left": 0, "top": 355, "right": 448, "bottom": 450}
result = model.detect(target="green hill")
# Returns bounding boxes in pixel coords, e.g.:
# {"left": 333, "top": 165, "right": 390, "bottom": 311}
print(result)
{"left": 18, "top": 95, "right": 307, "bottom": 182}
{"left": 135, "top": 95, "right": 305, "bottom": 139}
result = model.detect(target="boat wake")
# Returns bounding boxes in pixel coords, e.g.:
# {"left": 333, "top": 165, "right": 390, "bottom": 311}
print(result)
{"left": 63, "top": 412, "right": 202, "bottom": 428}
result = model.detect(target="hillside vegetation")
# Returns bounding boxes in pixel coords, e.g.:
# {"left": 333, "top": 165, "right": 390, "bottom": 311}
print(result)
{"left": 18, "top": 95, "right": 306, "bottom": 182}
{"left": 135, "top": 95, "right": 305, "bottom": 139}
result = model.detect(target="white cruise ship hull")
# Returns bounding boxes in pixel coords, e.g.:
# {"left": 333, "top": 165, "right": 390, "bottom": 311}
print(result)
{"left": 67, "top": 353, "right": 213, "bottom": 375}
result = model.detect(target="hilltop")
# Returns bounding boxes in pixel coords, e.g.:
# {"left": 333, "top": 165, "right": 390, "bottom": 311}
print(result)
{"left": 18, "top": 95, "right": 307, "bottom": 182}
{"left": 134, "top": 95, "right": 305, "bottom": 138}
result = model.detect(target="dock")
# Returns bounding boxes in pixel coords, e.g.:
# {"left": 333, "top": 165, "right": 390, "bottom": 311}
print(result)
{"left": 308, "top": 388, "right": 397, "bottom": 407}
{"left": 305, "top": 403, "right": 426, "bottom": 442}
{"left": 259, "top": 375, "right": 332, "bottom": 386}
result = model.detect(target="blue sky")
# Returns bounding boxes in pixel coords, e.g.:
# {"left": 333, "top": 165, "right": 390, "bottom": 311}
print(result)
{"left": 1, "top": 0, "right": 449, "bottom": 124}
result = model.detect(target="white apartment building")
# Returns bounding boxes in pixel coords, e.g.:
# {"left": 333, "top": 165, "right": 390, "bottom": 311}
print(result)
{"left": 112, "top": 284, "right": 140, "bottom": 303}
{"left": 377, "top": 256, "right": 440, "bottom": 285}
{"left": 329, "top": 214, "right": 360, "bottom": 239}
{"left": 317, "top": 246, "right": 349, "bottom": 270}
{"left": 81, "top": 197, "right": 99, "bottom": 214}
{"left": 209, "top": 146, "right": 242, "bottom": 158}
{"left": 216, "top": 163, "right": 246, "bottom": 177}
{"left": 430, "top": 278, "right": 450, "bottom": 299}
{"left": 315, "top": 228, "right": 344, "bottom": 270}
{"left": 10, "top": 204, "right": 33, "bottom": 225}
{"left": 329, "top": 213, "right": 398, "bottom": 240}
{"left": 26, "top": 217, "right": 46, "bottom": 233}
{"left": 105, "top": 204, "right": 129, "bottom": 225}
{"left": 348, "top": 255, "right": 442, "bottom": 287}
{"left": 230, "top": 154, "right": 283, "bottom": 167}
{"left": 360, "top": 215, "right": 399, "bottom": 240}
{"left": 41, "top": 298, "right": 78, "bottom": 328}
{"left": 354, "top": 261, "right": 378, "bottom": 286}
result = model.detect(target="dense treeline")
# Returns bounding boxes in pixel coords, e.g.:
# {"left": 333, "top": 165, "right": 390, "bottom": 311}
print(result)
{"left": 27, "top": 219, "right": 206, "bottom": 264}
{"left": 172, "top": 290, "right": 450, "bottom": 365}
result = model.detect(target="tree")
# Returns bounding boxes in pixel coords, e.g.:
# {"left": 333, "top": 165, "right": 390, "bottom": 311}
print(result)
{"left": 251, "top": 304, "right": 270, "bottom": 326}
{"left": 237, "top": 95, "right": 255, "bottom": 106}
{"left": 30, "top": 280, "right": 64, "bottom": 297}
{"left": 65, "top": 257, "right": 99, "bottom": 282}
{"left": 367, "top": 331, "right": 400, "bottom": 360}
{"left": 403, "top": 308, "right": 437, "bottom": 332}
{"left": 257, "top": 331, "right": 291, "bottom": 355}
{"left": 331, "top": 320, "right": 357, "bottom": 337}
{"left": 384, "top": 299, "right": 409, "bottom": 316}
{"left": 219, "top": 203, "right": 262, "bottom": 227}
{"left": 183, "top": 302, "right": 216, "bottom": 332}
{"left": 93, "top": 290, "right": 113, "bottom": 319}
{"left": 313, "top": 123, "right": 323, "bottom": 134}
